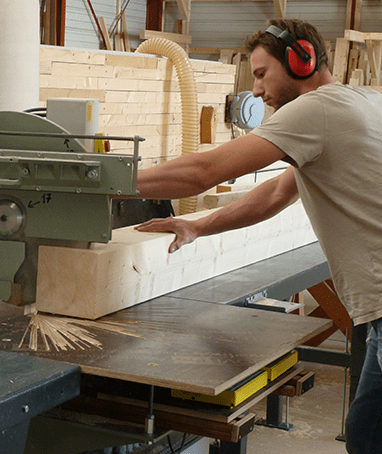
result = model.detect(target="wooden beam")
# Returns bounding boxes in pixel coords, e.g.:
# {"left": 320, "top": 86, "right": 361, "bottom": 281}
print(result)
{"left": 307, "top": 280, "right": 352, "bottom": 341}
{"left": 176, "top": 0, "right": 191, "bottom": 21}
{"left": 100, "top": 17, "right": 113, "bottom": 50}
{"left": 57, "top": 0, "right": 66, "bottom": 46}
{"left": 121, "top": 11, "right": 131, "bottom": 52}
{"left": 146, "top": 0, "right": 163, "bottom": 31}
{"left": 344, "top": 30, "right": 382, "bottom": 44}
{"left": 140, "top": 29, "right": 192, "bottom": 45}
{"left": 35, "top": 203, "right": 316, "bottom": 319}
{"left": 190, "top": 47, "right": 247, "bottom": 55}
{"left": 272, "top": 0, "right": 287, "bottom": 18}
{"left": 346, "top": 0, "right": 362, "bottom": 30}
{"left": 332, "top": 37, "right": 350, "bottom": 84}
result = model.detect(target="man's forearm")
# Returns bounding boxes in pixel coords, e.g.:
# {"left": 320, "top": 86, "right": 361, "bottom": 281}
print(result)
{"left": 136, "top": 134, "right": 287, "bottom": 199}
{"left": 193, "top": 167, "right": 299, "bottom": 238}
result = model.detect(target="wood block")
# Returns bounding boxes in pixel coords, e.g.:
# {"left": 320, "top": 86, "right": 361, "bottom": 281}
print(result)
{"left": 332, "top": 38, "right": 350, "bottom": 84}
{"left": 232, "top": 52, "right": 241, "bottom": 94}
{"left": 139, "top": 30, "right": 192, "bottom": 45}
{"left": 358, "top": 50, "right": 371, "bottom": 85}
{"left": 219, "top": 49, "right": 234, "bottom": 64}
{"left": 200, "top": 106, "right": 218, "bottom": 143}
{"left": 349, "top": 69, "right": 364, "bottom": 86}
{"left": 121, "top": 12, "right": 131, "bottom": 52}
{"left": 217, "top": 182, "right": 258, "bottom": 193}
{"left": 203, "top": 190, "right": 251, "bottom": 209}
{"left": 347, "top": 49, "right": 360, "bottom": 83}
{"left": 35, "top": 202, "right": 317, "bottom": 319}
{"left": 100, "top": 17, "right": 113, "bottom": 50}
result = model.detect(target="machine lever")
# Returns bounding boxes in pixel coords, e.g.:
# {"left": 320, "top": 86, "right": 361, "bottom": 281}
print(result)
{"left": 0, "top": 178, "right": 21, "bottom": 187}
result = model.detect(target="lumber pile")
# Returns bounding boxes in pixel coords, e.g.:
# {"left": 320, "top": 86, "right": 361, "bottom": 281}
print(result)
{"left": 203, "top": 164, "right": 288, "bottom": 209}
{"left": 332, "top": 29, "right": 382, "bottom": 91}
{"left": 35, "top": 201, "right": 317, "bottom": 320}
{"left": 39, "top": 46, "right": 236, "bottom": 170}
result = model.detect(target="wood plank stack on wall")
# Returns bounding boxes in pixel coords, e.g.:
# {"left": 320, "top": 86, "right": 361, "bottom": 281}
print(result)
{"left": 39, "top": 45, "right": 236, "bottom": 170}
{"left": 332, "top": 29, "right": 382, "bottom": 92}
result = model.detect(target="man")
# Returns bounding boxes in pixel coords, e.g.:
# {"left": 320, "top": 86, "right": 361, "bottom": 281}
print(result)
{"left": 134, "top": 19, "right": 382, "bottom": 453}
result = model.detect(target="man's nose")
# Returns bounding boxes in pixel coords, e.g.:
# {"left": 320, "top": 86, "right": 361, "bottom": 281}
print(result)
{"left": 252, "top": 80, "right": 264, "bottom": 98}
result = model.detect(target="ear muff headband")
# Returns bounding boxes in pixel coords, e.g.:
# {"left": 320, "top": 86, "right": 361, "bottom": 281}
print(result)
{"left": 265, "top": 25, "right": 317, "bottom": 79}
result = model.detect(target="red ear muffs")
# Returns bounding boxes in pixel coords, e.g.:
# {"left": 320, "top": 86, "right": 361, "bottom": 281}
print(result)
{"left": 265, "top": 25, "right": 317, "bottom": 79}
{"left": 286, "top": 39, "right": 316, "bottom": 78}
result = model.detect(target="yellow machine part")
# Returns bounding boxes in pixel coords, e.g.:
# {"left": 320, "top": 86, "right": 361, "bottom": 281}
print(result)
{"left": 171, "top": 350, "right": 299, "bottom": 408}
{"left": 264, "top": 350, "right": 299, "bottom": 382}
{"left": 172, "top": 369, "right": 268, "bottom": 408}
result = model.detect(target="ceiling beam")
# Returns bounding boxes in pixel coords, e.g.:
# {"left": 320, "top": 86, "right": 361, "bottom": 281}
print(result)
{"left": 272, "top": 0, "right": 287, "bottom": 17}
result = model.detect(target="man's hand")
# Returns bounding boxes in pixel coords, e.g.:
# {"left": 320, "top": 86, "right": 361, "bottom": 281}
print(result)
{"left": 134, "top": 217, "right": 198, "bottom": 253}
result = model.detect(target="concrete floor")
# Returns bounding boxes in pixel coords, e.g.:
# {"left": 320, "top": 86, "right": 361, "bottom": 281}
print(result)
{"left": 246, "top": 294, "right": 350, "bottom": 454}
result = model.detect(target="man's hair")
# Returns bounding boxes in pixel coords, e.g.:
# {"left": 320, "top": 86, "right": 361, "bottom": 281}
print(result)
{"left": 245, "top": 19, "right": 329, "bottom": 73}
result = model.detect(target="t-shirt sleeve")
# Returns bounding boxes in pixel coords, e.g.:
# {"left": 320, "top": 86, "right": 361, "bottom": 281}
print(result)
{"left": 251, "top": 93, "right": 326, "bottom": 169}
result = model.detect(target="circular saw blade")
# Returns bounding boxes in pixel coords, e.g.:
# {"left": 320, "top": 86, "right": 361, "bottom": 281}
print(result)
{"left": 0, "top": 111, "right": 88, "bottom": 153}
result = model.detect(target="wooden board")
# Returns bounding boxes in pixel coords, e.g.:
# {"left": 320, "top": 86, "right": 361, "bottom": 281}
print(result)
{"left": 0, "top": 299, "right": 332, "bottom": 398}
{"left": 35, "top": 202, "right": 317, "bottom": 319}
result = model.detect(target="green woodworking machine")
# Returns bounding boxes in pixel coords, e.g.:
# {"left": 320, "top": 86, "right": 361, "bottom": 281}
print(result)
{"left": 0, "top": 110, "right": 143, "bottom": 305}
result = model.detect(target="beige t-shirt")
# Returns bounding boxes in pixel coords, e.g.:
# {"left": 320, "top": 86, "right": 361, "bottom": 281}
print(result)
{"left": 252, "top": 83, "right": 382, "bottom": 325}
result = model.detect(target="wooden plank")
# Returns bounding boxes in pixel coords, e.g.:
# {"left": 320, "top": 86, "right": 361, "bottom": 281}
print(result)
{"left": 35, "top": 202, "right": 316, "bottom": 319}
{"left": 332, "top": 38, "right": 350, "bottom": 84}
{"left": 175, "top": 0, "right": 191, "bottom": 21}
{"left": 99, "top": 17, "right": 113, "bottom": 50}
{"left": 349, "top": 68, "right": 364, "bottom": 86}
{"left": 40, "top": 46, "right": 106, "bottom": 65}
{"left": 366, "top": 40, "right": 382, "bottom": 79}
{"left": 232, "top": 52, "right": 241, "bottom": 94}
{"left": 272, "top": 0, "right": 287, "bottom": 18}
{"left": 190, "top": 47, "right": 247, "bottom": 55}
{"left": 0, "top": 302, "right": 331, "bottom": 397}
{"left": 140, "top": 29, "right": 192, "bottom": 45}
{"left": 219, "top": 49, "right": 234, "bottom": 64}
{"left": 307, "top": 280, "right": 352, "bottom": 340}
{"left": 358, "top": 49, "right": 371, "bottom": 85}
{"left": 203, "top": 190, "right": 251, "bottom": 209}
{"left": 344, "top": 29, "right": 365, "bottom": 43}
{"left": 121, "top": 11, "right": 131, "bottom": 52}
{"left": 346, "top": 48, "right": 359, "bottom": 83}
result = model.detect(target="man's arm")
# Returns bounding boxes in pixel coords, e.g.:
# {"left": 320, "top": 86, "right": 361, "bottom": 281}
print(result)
{"left": 135, "top": 166, "right": 299, "bottom": 253}
{"left": 136, "top": 134, "right": 287, "bottom": 199}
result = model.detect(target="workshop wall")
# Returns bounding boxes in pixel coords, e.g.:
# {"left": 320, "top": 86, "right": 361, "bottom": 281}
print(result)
{"left": 164, "top": 0, "right": 348, "bottom": 61}
{"left": 39, "top": 45, "right": 236, "bottom": 170}
{"left": 64, "top": 0, "right": 146, "bottom": 50}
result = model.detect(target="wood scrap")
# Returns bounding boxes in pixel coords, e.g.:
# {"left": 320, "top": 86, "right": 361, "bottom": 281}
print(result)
{"left": 121, "top": 11, "right": 131, "bottom": 52}
{"left": 139, "top": 30, "right": 192, "bottom": 45}
{"left": 18, "top": 312, "right": 147, "bottom": 352}
{"left": 100, "top": 17, "right": 113, "bottom": 50}
{"left": 203, "top": 190, "right": 251, "bottom": 209}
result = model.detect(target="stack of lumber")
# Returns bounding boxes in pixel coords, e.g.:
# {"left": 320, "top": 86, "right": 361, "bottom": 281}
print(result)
{"left": 39, "top": 46, "right": 236, "bottom": 170}
{"left": 203, "top": 164, "right": 288, "bottom": 209}
{"left": 35, "top": 201, "right": 317, "bottom": 319}
{"left": 332, "top": 29, "right": 382, "bottom": 91}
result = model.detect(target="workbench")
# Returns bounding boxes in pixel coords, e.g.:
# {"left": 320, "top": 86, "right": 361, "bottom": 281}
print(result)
{"left": 0, "top": 241, "right": 334, "bottom": 454}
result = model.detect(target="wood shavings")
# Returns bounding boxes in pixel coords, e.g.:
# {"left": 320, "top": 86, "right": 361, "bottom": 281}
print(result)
{"left": 18, "top": 313, "right": 146, "bottom": 352}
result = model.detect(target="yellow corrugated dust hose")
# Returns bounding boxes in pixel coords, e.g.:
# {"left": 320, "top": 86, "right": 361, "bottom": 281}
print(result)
{"left": 135, "top": 38, "right": 199, "bottom": 215}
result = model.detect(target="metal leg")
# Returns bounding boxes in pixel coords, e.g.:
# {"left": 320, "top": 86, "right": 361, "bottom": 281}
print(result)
{"left": 210, "top": 436, "right": 248, "bottom": 454}
{"left": 1, "top": 420, "right": 29, "bottom": 454}
{"left": 256, "top": 395, "right": 293, "bottom": 431}
{"left": 145, "top": 385, "right": 155, "bottom": 435}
